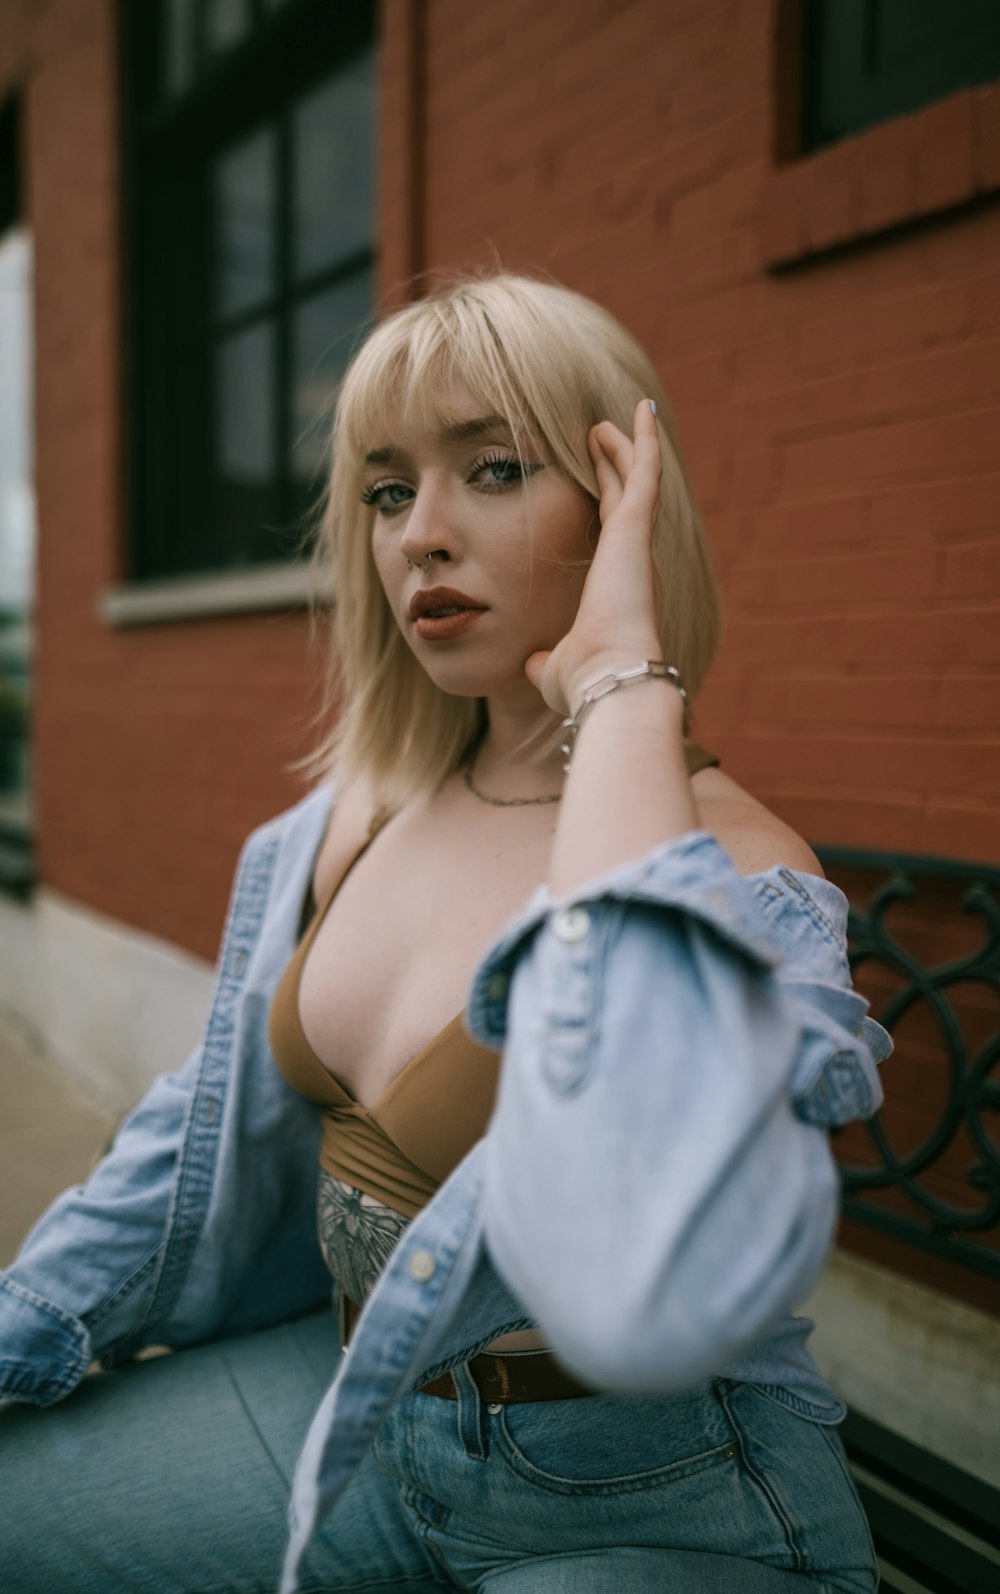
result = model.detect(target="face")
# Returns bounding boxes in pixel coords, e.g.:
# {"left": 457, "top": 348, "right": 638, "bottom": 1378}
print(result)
{"left": 362, "top": 392, "right": 597, "bottom": 700}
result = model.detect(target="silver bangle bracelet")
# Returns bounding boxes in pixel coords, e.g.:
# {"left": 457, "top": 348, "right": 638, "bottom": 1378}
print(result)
{"left": 558, "top": 660, "right": 688, "bottom": 774}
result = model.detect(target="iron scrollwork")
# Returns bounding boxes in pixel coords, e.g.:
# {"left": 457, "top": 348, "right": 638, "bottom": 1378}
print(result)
{"left": 814, "top": 847, "right": 1000, "bottom": 1282}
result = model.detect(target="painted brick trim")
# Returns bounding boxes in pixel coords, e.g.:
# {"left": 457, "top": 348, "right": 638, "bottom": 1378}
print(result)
{"left": 762, "top": 79, "right": 1000, "bottom": 269}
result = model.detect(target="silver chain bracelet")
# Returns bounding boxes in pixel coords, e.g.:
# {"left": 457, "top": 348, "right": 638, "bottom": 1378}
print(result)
{"left": 558, "top": 660, "right": 688, "bottom": 774}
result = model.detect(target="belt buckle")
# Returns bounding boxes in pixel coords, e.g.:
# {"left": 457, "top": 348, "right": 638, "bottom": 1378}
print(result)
{"left": 337, "top": 1289, "right": 351, "bottom": 1353}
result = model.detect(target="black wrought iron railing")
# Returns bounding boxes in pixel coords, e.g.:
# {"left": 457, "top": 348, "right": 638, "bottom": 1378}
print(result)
{"left": 813, "top": 848, "right": 1000, "bottom": 1285}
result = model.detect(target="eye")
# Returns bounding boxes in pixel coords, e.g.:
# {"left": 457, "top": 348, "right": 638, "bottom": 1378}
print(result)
{"left": 360, "top": 479, "right": 413, "bottom": 517}
{"left": 471, "top": 451, "right": 543, "bottom": 493}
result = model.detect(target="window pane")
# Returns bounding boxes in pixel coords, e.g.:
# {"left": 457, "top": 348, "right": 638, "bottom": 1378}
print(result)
{"left": 291, "top": 271, "right": 372, "bottom": 486}
{"left": 213, "top": 127, "right": 277, "bottom": 319}
{"left": 217, "top": 321, "right": 276, "bottom": 483}
{"left": 214, "top": 322, "right": 279, "bottom": 564}
{"left": 0, "top": 227, "right": 34, "bottom": 822}
{"left": 291, "top": 49, "right": 375, "bottom": 281}
{"left": 164, "top": 0, "right": 198, "bottom": 98}
{"left": 205, "top": 0, "right": 253, "bottom": 56}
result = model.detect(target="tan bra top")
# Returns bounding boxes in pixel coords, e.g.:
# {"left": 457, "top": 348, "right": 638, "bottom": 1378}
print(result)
{"left": 268, "top": 739, "right": 721, "bottom": 1218}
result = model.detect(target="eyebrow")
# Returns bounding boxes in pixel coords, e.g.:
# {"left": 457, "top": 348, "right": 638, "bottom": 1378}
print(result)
{"left": 363, "top": 415, "right": 513, "bottom": 467}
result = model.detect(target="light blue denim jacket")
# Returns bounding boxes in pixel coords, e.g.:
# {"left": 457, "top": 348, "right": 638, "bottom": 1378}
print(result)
{"left": 0, "top": 784, "right": 890, "bottom": 1591}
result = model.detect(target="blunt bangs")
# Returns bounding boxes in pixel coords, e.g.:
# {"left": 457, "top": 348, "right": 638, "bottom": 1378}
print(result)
{"left": 336, "top": 290, "right": 566, "bottom": 481}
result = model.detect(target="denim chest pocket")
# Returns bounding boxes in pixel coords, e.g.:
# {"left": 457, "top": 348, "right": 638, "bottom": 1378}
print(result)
{"left": 494, "top": 1382, "right": 738, "bottom": 1497}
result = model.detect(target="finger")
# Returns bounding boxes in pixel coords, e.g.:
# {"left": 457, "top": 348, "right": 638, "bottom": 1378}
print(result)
{"left": 591, "top": 439, "right": 624, "bottom": 524}
{"left": 590, "top": 421, "right": 634, "bottom": 485}
{"left": 523, "top": 650, "right": 551, "bottom": 692}
{"left": 634, "top": 397, "right": 662, "bottom": 469}
{"left": 618, "top": 400, "right": 661, "bottom": 510}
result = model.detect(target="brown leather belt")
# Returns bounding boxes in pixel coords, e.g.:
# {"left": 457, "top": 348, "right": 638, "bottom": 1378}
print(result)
{"left": 339, "top": 1292, "right": 598, "bottom": 1404}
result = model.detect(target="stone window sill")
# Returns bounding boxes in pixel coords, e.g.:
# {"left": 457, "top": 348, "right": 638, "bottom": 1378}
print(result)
{"left": 99, "top": 560, "right": 329, "bottom": 627}
{"left": 762, "top": 81, "right": 1000, "bottom": 268}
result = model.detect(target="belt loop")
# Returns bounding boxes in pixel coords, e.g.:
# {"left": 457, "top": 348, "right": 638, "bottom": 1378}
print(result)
{"left": 450, "top": 1362, "right": 488, "bottom": 1460}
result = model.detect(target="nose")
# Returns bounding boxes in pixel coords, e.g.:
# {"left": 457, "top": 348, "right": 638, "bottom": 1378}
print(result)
{"left": 398, "top": 476, "right": 459, "bottom": 569}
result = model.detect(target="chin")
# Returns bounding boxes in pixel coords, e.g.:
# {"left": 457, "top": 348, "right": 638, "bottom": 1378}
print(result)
{"left": 419, "top": 656, "right": 528, "bottom": 699}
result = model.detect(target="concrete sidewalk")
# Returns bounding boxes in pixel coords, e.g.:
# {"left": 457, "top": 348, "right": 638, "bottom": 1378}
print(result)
{"left": 0, "top": 1006, "right": 117, "bottom": 1268}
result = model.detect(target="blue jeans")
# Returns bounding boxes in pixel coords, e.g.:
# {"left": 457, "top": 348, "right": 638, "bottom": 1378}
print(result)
{"left": 0, "top": 1309, "right": 878, "bottom": 1593}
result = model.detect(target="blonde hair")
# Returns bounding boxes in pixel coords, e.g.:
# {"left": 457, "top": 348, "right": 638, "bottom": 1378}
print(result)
{"left": 302, "top": 271, "right": 722, "bottom": 812}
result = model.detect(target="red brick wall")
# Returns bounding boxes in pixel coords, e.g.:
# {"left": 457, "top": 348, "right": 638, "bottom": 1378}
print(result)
{"left": 387, "top": 0, "right": 1000, "bottom": 866}
{"left": 1, "top": 0, "right": 323, "bottom": 961}
{"left": 5, "top": 0, "right": 999, "bottom": 965}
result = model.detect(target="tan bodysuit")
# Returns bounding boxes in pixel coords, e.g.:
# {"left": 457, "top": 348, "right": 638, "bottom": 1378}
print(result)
{"left": 268, "top": 740, "right": 720, "bottom": 1226}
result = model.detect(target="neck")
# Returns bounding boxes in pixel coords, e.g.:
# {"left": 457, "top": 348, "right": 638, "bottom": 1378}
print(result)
{"left": 470, "top": 684, "right": 564, "bottom": 797}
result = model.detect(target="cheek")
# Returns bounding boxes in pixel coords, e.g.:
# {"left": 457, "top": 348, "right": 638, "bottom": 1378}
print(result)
{"left": 371, "top": 537, "right": 398, "bottom": 595}
{"left": 535, "top": 504, "right": 598, "bottom": 581}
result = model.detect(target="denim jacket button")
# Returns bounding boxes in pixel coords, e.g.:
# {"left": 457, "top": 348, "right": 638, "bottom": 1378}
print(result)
{"left": 486, "top": 972, "right": 509, "bottom": 1001}
{"left": 553, "top": 906, "right": 590, "bottom": 943}
{"left": 408, "top": 1248, "right": 436, "bottom": 1283}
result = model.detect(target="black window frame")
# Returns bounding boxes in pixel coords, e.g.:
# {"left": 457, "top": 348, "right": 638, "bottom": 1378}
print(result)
{"left": 0, "top": 89, "right": 35, "bottom": 890}
{"left": 802, "top": 0, "right": 1000, "bottom": 153}
{"left": 120, "top": 0, "right": 376, "bottom": 582}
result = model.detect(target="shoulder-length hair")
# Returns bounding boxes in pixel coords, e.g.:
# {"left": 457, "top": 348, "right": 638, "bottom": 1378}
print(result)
{"left": 302, "top": 271, "right": 722, "bottom": 813}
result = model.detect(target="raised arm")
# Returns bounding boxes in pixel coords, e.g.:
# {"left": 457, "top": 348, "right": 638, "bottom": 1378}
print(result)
{"left": 466, "top": 401, "right": 889, "bottom": 1391}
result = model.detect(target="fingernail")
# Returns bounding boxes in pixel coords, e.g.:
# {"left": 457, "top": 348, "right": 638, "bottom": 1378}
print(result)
{"left": 649, "top": 399, "right": 657, "bottom": 416}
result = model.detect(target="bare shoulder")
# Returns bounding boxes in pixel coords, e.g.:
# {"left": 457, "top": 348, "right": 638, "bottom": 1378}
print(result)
{"left": 311, "top": 777, "right": 379, "bottom": 904}
{"left": 689, "top": 765, "right": 823, "bottom": 880}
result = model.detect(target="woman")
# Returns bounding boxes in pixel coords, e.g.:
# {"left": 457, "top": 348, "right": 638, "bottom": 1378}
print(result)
{"left": 0, "top": 273, "right": 889, "bottom": 1594}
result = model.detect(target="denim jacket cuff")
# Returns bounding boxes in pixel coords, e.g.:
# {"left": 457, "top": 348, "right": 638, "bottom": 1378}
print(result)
{"left": 466, "top": 830, "right": 784, "bottom": 1049}
{"left": 0, "top": 1272, "right": 93, "bottom": 1406}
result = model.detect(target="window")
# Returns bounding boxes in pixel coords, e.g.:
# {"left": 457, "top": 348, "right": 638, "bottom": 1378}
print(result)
{"left": 804, "top": 0, "right": 1000, "bottom": 152}
{"left": 123, "top": 0, "right": 376, "bottom": 580}
{"left": 0, "top": 93, "right": 34, "bottom": 885}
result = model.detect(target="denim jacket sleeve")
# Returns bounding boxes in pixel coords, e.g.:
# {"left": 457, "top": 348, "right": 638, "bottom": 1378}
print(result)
{"left": 0, "top": 788, "right": 333, "bottom": 1406}
{"left": 465, "top": 829, "right": 891, "bottom": 1394}
{"left": 0, "top": 1047, "right": 203, "bottom": 1405}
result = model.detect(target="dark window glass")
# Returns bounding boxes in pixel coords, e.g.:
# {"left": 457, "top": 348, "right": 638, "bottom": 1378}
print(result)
{"left": 124, "top": 0, "right": 376, "bottom": 578}
{"left": 0, "top": 95, "right": 35, "bottom": 880}
{"left": 292, "top": 57, "right": 375, "bottom": 280}
{"left": 805, "top": 0, "right": 1000, "bottom": 150}
{"left": 213, "top": 322, "right": 281, "bottom": 563}
{"left": 291, "top": 269, "right": 372, "bottom": 492}
{"left": 217, "top": 322, "right": 277, "bottom": 483}
{"left": 163, "top": 0, "right": 198, "bottom": 99}
{"left": 213, "top": 126, "right": 277, "bottom": 318}
{"left": 204, "top": 0, "right": 253, "bottom": 57}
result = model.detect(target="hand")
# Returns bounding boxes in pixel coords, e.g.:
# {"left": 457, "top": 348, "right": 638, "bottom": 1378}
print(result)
{"left": 524, "top": 398, "right": 663, "bottom": 718}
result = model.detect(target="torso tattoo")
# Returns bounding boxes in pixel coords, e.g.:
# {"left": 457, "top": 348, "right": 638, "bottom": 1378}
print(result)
{"left": 316, "top": 1168, "right": 410, "bottom": 1303}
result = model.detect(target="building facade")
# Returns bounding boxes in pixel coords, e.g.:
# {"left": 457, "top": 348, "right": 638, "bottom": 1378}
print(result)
{"left": 0, "top": 0, "right": 998, "bottom": 1539}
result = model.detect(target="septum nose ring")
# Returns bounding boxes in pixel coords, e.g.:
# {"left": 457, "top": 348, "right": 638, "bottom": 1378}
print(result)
{"left": 407, "top": 554, "right": 435, "bottom": 574}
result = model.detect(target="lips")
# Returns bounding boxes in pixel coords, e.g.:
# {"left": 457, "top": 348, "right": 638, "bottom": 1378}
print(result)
{"left": 409, "top": 586, "right": 487, "bottom": 620}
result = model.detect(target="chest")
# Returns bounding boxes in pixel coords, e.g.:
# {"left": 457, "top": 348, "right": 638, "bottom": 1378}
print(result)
{"left": 297, "top": 803, "right": 557, "bottom": 1107}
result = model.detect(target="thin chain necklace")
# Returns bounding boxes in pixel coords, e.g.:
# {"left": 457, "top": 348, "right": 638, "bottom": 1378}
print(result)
{"left": 461, "top": 746, "right": 562, "bottom": 807}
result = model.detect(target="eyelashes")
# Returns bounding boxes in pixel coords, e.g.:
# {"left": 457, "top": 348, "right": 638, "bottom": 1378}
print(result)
{"left": 360, "top": 450, "right": 544, "bottom": 516}
{"left": 359, "top": 479, "right": 411, "bottom": 513}
{"left": 474, "top": 450, "right": 532, "bottom": 492}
